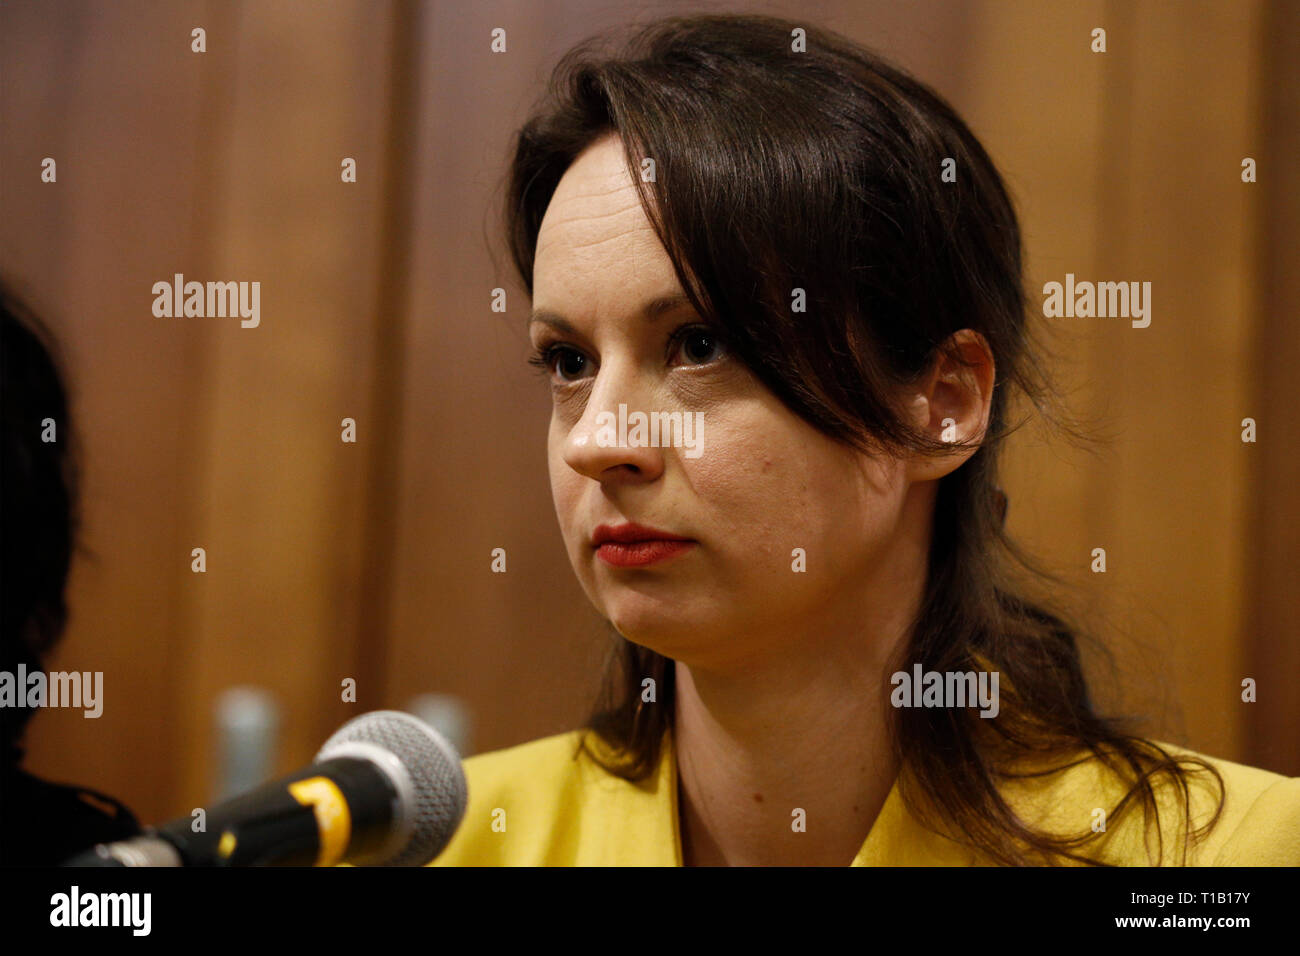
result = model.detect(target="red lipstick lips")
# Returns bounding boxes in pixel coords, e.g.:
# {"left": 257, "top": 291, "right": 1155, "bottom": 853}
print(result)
{"left": 591, "top": 522, "right": 696, "bottom": 568}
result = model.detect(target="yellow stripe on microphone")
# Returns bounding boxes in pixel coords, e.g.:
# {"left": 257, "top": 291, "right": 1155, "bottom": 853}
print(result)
{"left": 288, "top": 776, "right": 351, "bottom": 867}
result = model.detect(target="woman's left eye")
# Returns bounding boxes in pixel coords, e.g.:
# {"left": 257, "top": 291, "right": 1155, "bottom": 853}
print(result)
{"left": 669, "top": 326, "right": 726, "bottom": 367}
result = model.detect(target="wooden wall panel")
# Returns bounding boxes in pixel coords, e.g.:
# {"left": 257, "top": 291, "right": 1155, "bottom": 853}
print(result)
{"left": 170, "top": 0, "right": 400, "bottom": 811}
{"left": 1083, "top": 0, "right": 1266, "bottom": 760}
{"left": 1244, "top": 0, "right": 1300, "bottom": 775}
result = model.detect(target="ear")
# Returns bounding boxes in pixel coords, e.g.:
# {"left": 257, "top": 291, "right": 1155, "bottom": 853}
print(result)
{"left": 901, "top": 329, "right": 995, "bottom": 483}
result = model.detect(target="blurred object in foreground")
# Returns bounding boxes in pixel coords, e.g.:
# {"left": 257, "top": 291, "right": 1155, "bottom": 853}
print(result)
{"left": 213, "top": 686, "right": 280, "bottom": 802}
{"left": 405, "top": 693, "right": 472, "bottom": 758}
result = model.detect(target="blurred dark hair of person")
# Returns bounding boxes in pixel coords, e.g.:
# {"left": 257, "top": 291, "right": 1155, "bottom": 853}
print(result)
{"left": 1, "top": 277, "right": 141, "bottom": 865}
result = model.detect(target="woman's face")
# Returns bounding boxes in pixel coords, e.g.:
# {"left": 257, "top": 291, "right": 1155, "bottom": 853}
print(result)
{"left": 529, "top": 134, "right": 926, "bottom": 671}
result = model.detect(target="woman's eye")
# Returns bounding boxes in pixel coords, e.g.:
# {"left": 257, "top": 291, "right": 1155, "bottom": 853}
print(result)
{"left": 529, "top": 344, "right": 592, "bottom": 383}
{"left": 553, "top": 347, "right": 590, "bottom": 381}
{"left": 530, "top": 326, "right": 724, "bottom": 384}
{"left": 670, "top": 327, "right": 725, "bottom": 366}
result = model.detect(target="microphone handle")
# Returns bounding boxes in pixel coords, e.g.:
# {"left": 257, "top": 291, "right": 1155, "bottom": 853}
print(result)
{"left": 163, "top": 755, "right": 399, "bottom": 866}
{"left": 64, "top": 756, "right": 399, "bottom": 867}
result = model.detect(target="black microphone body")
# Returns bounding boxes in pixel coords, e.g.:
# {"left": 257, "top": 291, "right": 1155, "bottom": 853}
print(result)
{"left": 63, "top": 710, "right": 468, "bottom": 867}
{"left": 64, "top": 757, "right": 397, "bottom": 867}
{"left": 176, "top": 755, "right": 399, "bottom": 866}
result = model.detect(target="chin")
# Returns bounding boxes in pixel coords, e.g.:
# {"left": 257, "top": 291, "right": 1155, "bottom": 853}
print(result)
{"left": 603, "top": 599, "right": 703, "bottom": 653}
{"left": 605, "top": 600, "right": 753, "bottom": 669}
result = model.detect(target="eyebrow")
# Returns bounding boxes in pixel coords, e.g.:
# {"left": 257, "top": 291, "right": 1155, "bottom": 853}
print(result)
{"left": 528, "top": 293, "right": 694, "bottom": 334}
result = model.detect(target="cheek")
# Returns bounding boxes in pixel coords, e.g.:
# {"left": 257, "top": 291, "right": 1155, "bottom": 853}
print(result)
{"left": 687, "top": 417, "right": 888, "bottom": 576}
{"left": 548, "top": 440, "right": 581, "bottom": 538}
{"left": 547, "top": 431, "right": 610, "bottom": 613}
{"left": 685, "top": 421, "right": 815, "bottom": 566}
{"left": 687, "top": 437, "right": 777, "bottom": 526}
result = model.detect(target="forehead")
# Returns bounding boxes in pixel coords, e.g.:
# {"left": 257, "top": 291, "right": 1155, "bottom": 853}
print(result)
{"left": 533, "top": 136, "right": 680, "bottom": 312}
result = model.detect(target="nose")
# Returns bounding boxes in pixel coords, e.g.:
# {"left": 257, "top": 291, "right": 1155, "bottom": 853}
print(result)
{"left": 561, "top": 359, "right": 665, "bottom": 484}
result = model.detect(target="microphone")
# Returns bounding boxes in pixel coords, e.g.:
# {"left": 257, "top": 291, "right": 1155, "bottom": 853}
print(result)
{"left": 62, "top": 710, "right": 468, "bottom": 867}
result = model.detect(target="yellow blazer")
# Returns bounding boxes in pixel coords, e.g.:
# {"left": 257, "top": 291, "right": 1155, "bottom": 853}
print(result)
{"left": 430, "top": 726, "right": 1300, "bottom": 866}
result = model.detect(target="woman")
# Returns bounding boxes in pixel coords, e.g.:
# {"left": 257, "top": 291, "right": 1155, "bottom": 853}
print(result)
{"left": 432, "top": 13, "right": 1299, "bottom": 866}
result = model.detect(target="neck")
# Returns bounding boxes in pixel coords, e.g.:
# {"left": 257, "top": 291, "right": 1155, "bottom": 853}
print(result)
{"left": 673, "top": 666, "right": 897, "bottom": 866}
{"left": 673, "top": 593, "right": 922, "bottom": 867}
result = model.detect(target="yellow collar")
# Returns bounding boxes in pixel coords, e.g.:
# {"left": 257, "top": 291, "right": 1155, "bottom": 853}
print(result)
{"left": 434, "top": 723, "right": 1274, "bottom": 866}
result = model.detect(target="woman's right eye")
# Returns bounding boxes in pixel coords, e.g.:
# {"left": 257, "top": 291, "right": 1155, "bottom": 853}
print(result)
{"left": 553, "top": 347, "right": 590, "bottom": 382}
{"left": 529, "top": 343, "right": 593, "bottom": 384}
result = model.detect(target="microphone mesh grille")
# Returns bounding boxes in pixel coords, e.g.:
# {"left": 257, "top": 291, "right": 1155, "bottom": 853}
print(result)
{"left": 317, "top": 710, "right": 468, "bottom": 866}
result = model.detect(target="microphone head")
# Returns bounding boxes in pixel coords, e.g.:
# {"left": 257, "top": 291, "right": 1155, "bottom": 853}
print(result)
{"left": 316, "top": 710, "right": 468, "bottom": 866}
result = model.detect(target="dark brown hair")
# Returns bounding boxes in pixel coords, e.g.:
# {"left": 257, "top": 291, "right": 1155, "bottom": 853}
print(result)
{"left": 501, "top": 13, "right": 1223, "bottom": 865}
{"left": 1, "top": 279, "right": 82, "bottom": 764}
